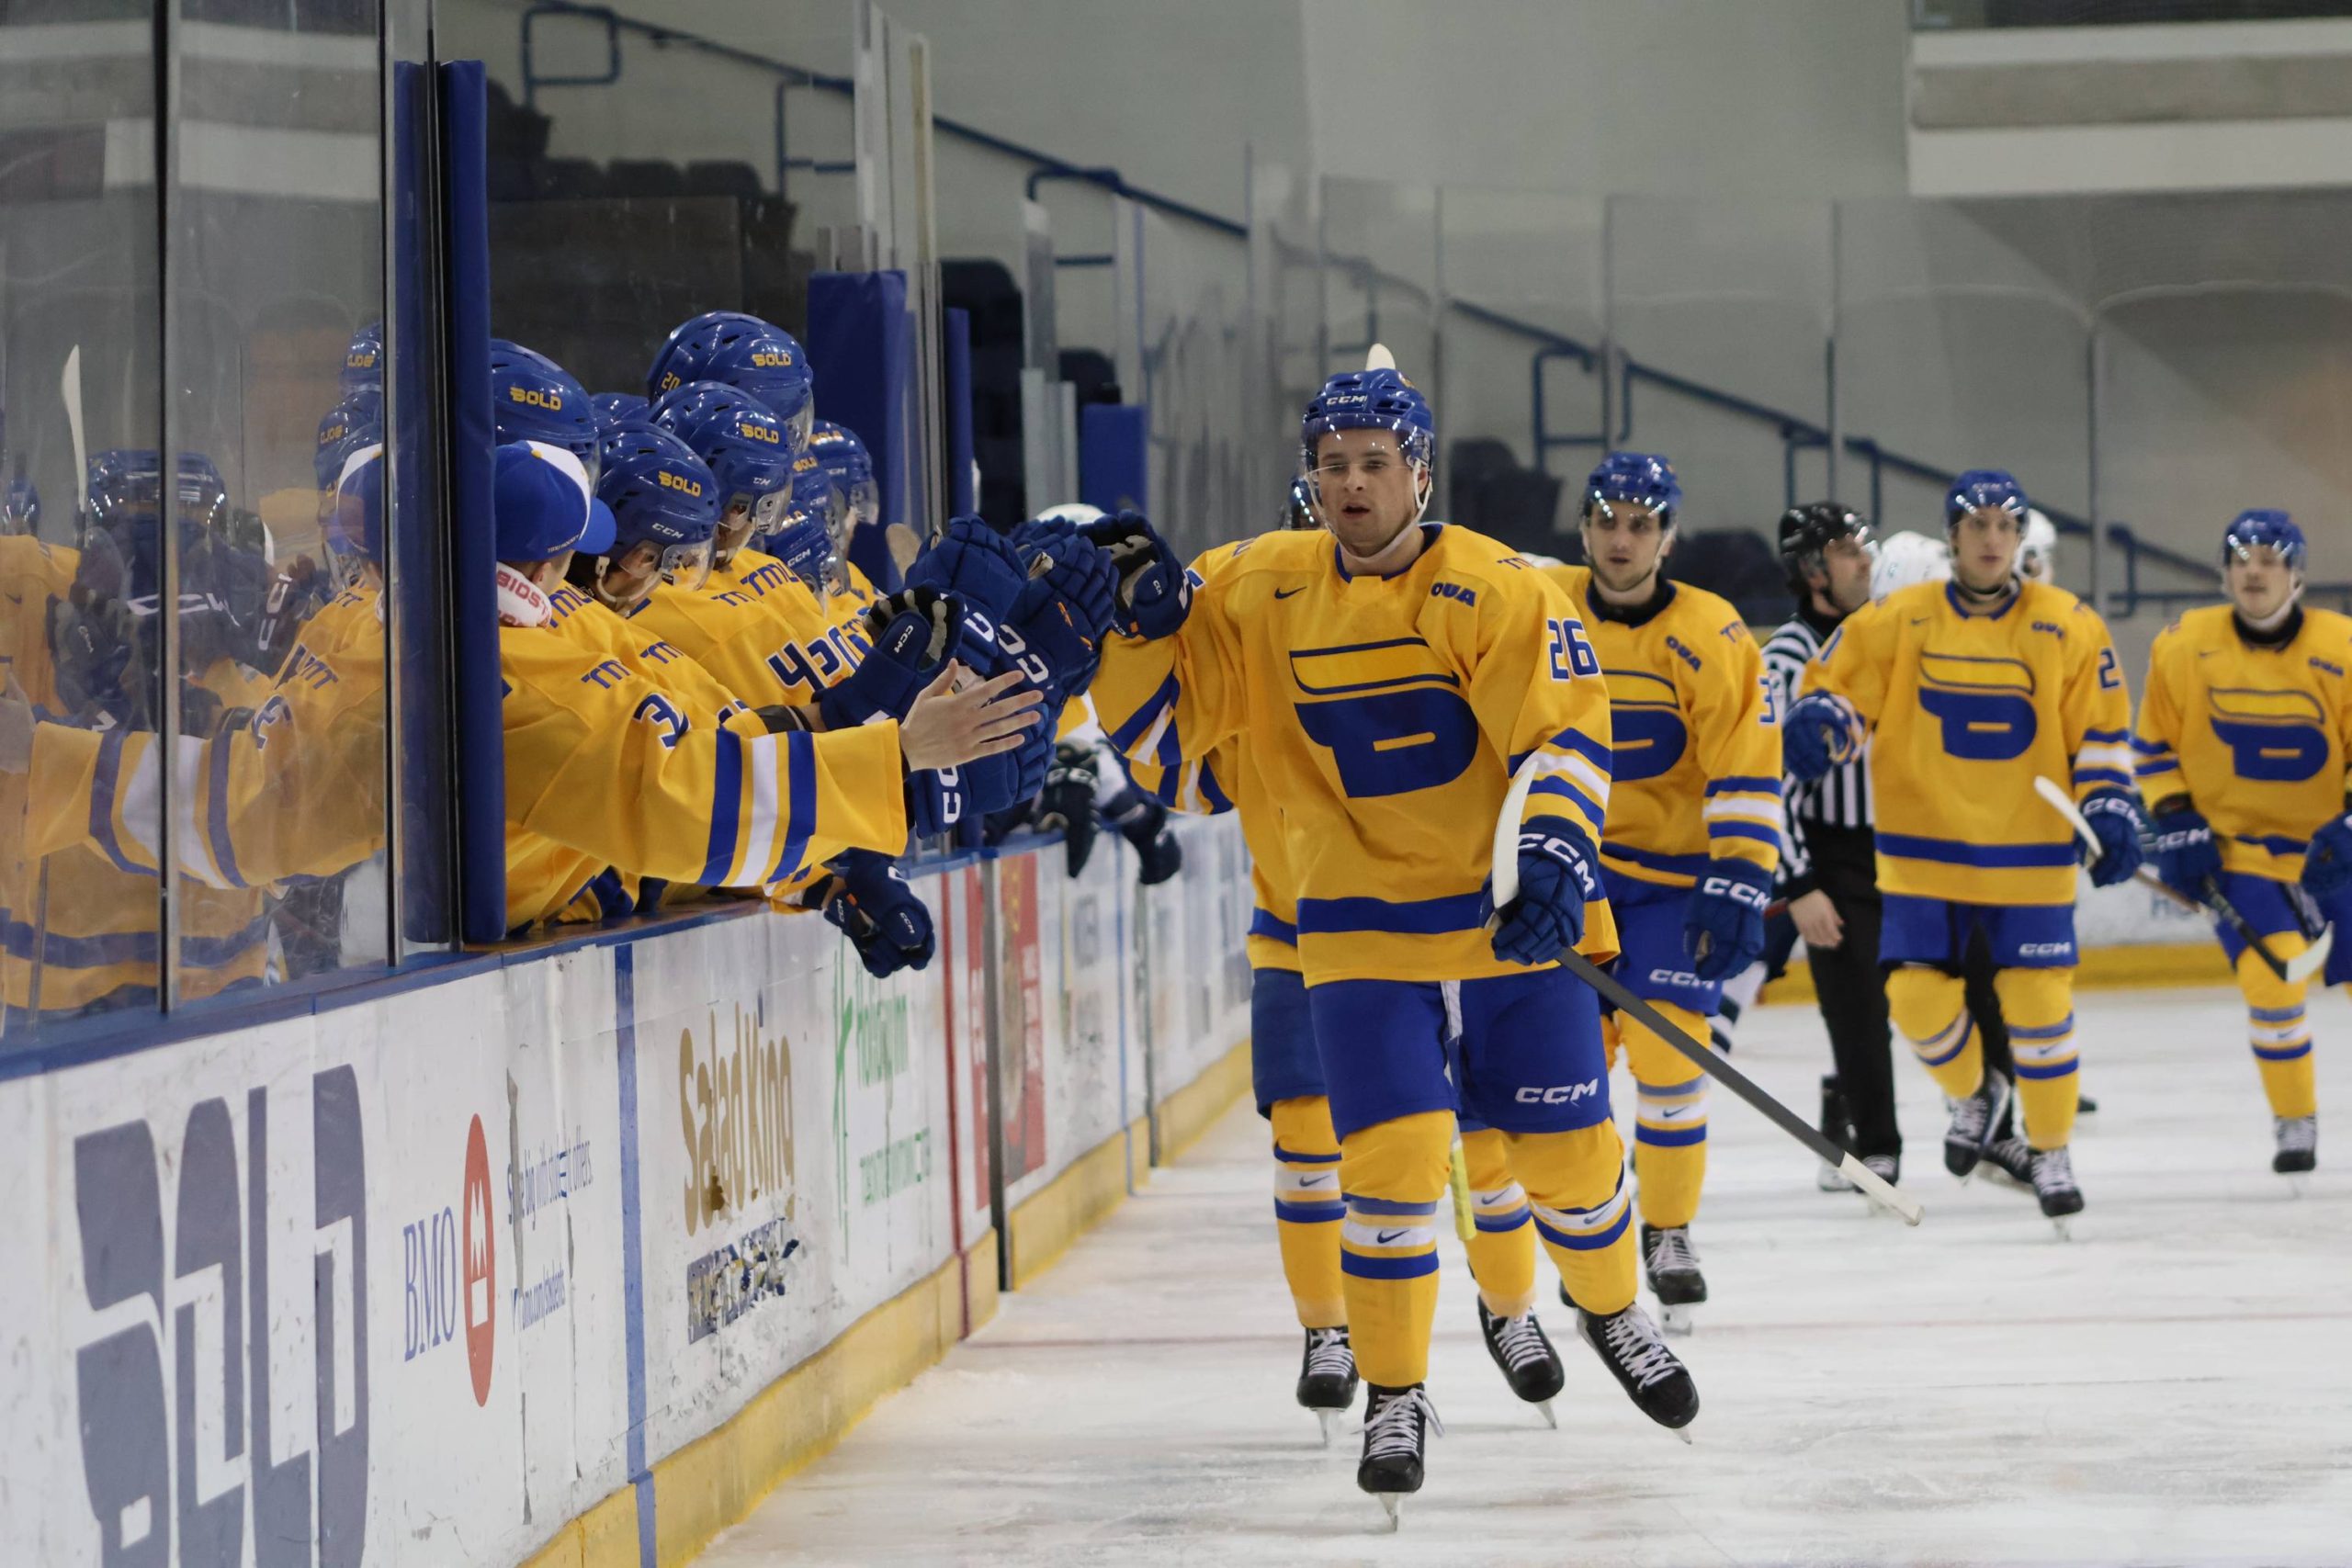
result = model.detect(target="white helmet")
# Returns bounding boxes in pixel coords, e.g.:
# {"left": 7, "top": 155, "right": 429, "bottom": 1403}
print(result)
{"left": 1871, "top": 530, "right": 1952, "bottom": 599}
{"left": 2017, "top": 507, "right": 2058, "bottom": 582}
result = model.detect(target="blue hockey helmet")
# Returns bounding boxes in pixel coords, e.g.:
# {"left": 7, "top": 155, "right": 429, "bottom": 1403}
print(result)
{"left": 1583, "top": 451, "right": 1680, "bottom": 525}
{"left": 807, "top": 418, "right": 879, "bottom": 552}
{"left": 340, "top": 320, "right": 384, "bottom": 394}
{"left": 313, "top": 395, "right": 383, "bottom": 491}
{"left": 2222, "top": 508, "right": 2306, "bottom": 575}
{"left": 650, "top": 379, "right": 797, "bottom": 562}
{"left": 1944, "top": 468, "right": 2028, "bottom": 529}
{"left": 85, "top": 448, "right": 231, "bottom": 536}
{"left": 493, "top": 441, "right": 612, "bottom": 564}
{"left": 1299, "top": 367, "right": 1435, "bottom": 472}
{"left": 756, "top": 465, "right": 840, "bottom": 588}
{"left": 591, "top": 390, "right": 650, "bottom": 432}
{"left": 645, "top": 311, "right": 816, "bottom": 454}
{"left": 589, "top": 423, "right": 720, "bottom": 605}
{"left": 491, "top": 339, "right": 601, "bottom": 485}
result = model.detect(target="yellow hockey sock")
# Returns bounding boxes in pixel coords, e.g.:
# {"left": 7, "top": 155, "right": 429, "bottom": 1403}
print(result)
{"left": 1506, "top": 1120, "right": 1636, "bottom": 1317}
{"left": 1269, "top": 1096, "right": 1346, "bottom": 1328}
{"left": 1992, "top": 966, "right": 2078, "bottom": 1149}
{"left": 1458, "top": 1125, "right": 1538, "bottom": 1317}
{"left": 1888, "top": 964, "right": 1982, "bottom": 1101}
{"left": 1337, "top": 1110, "right": 1453, "bottom": 1388}
{"left": 1623, "top": 1001, "right": 1710, "bottom": 1230}
{"left": 2238, "top": 946, "right": 2318, "bottom": 1121}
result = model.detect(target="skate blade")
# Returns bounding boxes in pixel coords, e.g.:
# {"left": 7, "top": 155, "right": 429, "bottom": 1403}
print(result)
{"left": 1536, "top": 1399, "right": 1557, "bottom": 1430}
{"left": 1659, "top": 1303, "right": 1697, "bottom": 1337}
{"left": 2048, "top": 1216, "right": 2074, "bottom": 1242}
{"left": 1379, "top": 1494, "right": 1403, "bottom": 1531}
{"left": 2287, "top": 1174, "right": 2311, "bottom": 1199}
{"left": 1317, "top": 1409, "right": 1341, "bottom": 1449}
{"left": 1668, "top": 1424, "right": 1694, "bottom": 1446}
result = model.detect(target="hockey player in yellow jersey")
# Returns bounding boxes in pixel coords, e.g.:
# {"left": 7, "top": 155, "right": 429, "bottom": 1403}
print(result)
{"left": 490, "top": 441, "right": 1041, "bottom": 931}
{"left": 2136, "top": 511, "right": 2352, "bottom": 1177}
{"left": 1786, "top": 470, "right": 2146, "bottom": 1231}
{"left": 1092, "top": 363, "right": 1696, "bottom": 1517}
{"left": 1133, "top": 485, "right": 1568, "bottom": 1444}
{"left": 1540, "top": 452, "right": 1781, "bottom": 1330}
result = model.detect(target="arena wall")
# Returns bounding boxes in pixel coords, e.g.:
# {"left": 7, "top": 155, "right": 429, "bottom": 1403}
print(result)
{"left": 0, "top": 818, "right": 1254, "bottom": 1568}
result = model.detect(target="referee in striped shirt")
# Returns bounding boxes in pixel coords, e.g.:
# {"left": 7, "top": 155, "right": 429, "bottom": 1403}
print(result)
{"left": 1764, "top": 503, "right": 1900, "bottom": 1183}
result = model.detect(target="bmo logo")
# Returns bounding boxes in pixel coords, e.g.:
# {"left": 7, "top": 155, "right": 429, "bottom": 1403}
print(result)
{"left": 403, "top": 1113, "right": 497, "bottom": 1407}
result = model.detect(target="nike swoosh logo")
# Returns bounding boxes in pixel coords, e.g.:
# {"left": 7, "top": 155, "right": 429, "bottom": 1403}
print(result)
{"left": 1908, "top": 617, "right": 1928, "bottom": 626}
{"left": 2197, "top": 649, "right": 2218, "bottom": 658}
{"left": 1297, "top": 1172, "right": 1338, "bottom": 1188}
{"left": 1374, "top": 1228, "right": 1412, "bottom": 1245}
{"left": 1274, "top": 586, "right": 1306, "bottom": 600}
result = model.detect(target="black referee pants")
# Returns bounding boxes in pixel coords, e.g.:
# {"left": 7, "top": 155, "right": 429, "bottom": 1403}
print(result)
{"left": 1804, "top": 823, "right": 2018, "bottom": 1158}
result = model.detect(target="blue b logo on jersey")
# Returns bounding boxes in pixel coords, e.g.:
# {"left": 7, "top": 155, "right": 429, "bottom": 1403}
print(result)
{"left": 2208, "top": 687, "right": 2330, "bottom": 783}
{"left": 1608, "top": 671, "right": 1688, "bottom": 783}
{"left": 1290, "top": 637, "right": 1478, "bottom": 798}
{"left": 1917, "top": 651, "right": 2038, "bottom": 761}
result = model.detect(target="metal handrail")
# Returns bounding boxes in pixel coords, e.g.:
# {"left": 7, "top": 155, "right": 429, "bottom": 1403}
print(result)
{"left": 514, "top": 2, "right": 2343, "bottom": 616}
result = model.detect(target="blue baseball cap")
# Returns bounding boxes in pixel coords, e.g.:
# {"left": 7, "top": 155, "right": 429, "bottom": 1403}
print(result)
{"left": 494, "top": 440, "right": 615, "bottom": 562}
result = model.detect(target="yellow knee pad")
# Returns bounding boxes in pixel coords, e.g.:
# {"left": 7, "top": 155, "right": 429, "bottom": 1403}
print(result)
{"left": 1888, "top": 964, "right": 1981, "bottom": 1099}
{"left": 1269, "top": 1097, "right": 1346, "bottom": 1328}
{"left": 1338, "top": 1111, "right": 1454, "bottom": 1387}
{"left": 1994, "top": 965, "right": 2078, "bottom": 1150}
{"left": 1458, "top": 1125, "right": 1537, "bottom": 1317}
{"left": 2236, "top": 948, "right": 2317, "bottom": 1121}
{"left": 1504, "top": 1120, "right": 1636, "bottom": 1317}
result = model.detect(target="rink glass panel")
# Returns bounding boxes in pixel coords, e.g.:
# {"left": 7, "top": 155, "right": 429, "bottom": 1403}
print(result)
{"left": 0, "top": 0, "right": 400, "bottom": 1042}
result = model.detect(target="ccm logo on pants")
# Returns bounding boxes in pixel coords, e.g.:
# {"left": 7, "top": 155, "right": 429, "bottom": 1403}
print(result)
{"left": 1516, "top": 1079, "right": 1600, "bottom": 1105}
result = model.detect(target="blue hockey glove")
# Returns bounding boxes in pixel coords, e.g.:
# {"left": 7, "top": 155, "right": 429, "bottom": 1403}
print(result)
{"left": 2080, "top": 788, "right": 2148, "bottom": 888}
{"left": 1035, "top": 741, "right": 1103, "bottom": 877}
{"left": 2304, "top": 812, "right": 2352, "bottom": 899}
{"left": 815, "top": 586, "right": 963, "bottom": 730}
{"left": 1684, "top": 857, "right": 1772, "bottom": 983}
{"left": 1011, "top": 532, "right": 1118, "bottom": 697}
{"left": 960, "top": 721, "right": 1054, "bottom": 818}
{"left": 823, "top": 850, "right": 935, "bottom": 976}
{"left": 2149, "top": 803, "right": 2222, "bottom": 901}
{"left": 905, "top": 515, "right": 1029, "bottom": 621}
{"left": 1781, "top": 691, "right": 1855, "bottom": 784}
{"left": 1488, "top": 826, "right": 1599, "bottom": 966}
{"left": 1081, "top": 511, "right": 1190, "bottom": 639}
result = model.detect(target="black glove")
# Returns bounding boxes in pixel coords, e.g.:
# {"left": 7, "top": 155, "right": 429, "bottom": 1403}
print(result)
{"left": 1035, "top": 740, "right": 1102, "bottom": 877}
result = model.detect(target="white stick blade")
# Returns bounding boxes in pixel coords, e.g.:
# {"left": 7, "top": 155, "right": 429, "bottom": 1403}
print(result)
{"left": 2286, "top": 926, "right": 2334, "bottom": 985}
{"left": 1364, "top": 342, "right": 1396, "bottom": 373}
{"left": 1489, "top": 754, "right": 1540, "bottom": 913}
{"left": 1838, "top": 1154, "right": 1924, "bottom": 1225}
{"left": 2032, "top": 774, "right": 2098, "bottom": 863}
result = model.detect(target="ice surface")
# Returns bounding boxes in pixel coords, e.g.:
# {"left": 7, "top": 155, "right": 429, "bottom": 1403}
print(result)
{"left": 696, "top": 985, "right": 2352, "bottom": 1566}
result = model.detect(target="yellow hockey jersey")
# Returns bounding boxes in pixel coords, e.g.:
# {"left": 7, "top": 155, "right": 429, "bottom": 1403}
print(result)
{"left": 1806, "top": 578, "right": 2134, "bottom": 908}
{"left": 2133, "top": 604, "right": 2352, "bottom": 882}
{"left": 499, "top": 623, "right": 909, "bottom": 931}
{"left": 628, "top": 553, "right": 858, "bottom": 708}
{"left": 1541, "top": 566, "right": 1781, "bottom": 890}
{"left": 1092, "top": 523, "right": 1616, "bottom": 986}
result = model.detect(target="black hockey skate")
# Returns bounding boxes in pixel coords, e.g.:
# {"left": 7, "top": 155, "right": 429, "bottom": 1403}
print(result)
{"left": 1860, "top": 1152, "right": 1900, "bottom": 1188}
{"left": 1296, "top": 1325, "right": 1358, "bottom": 1445}
{"left": 2274, "top": 1115, "right": 2317, "bottom": 1177}
{"left": 1979, "top": 1135, "right": 2035, "bottom": 1190}
{"left": 1358, "top": 1382, "right": 1442, "bottom": 1529}
{"left": 1641, "top": 1224, "right": 1707, "bottom": 1335}
{"left": 1577, "top": 1303, "right": 1698, "bottom": 1438}
{"left": 1476, "top": 1300, "right": 1565, "bottom": 1427}
{"left": 2030, "top": 1145, "right": 2085, "bottom": 1237}
{"left": 1943, "top": 1072, "right": 2013, "bottom": 1180}
{"left": 1816, "top": 1076, "right": 1855, "bottom": 1192}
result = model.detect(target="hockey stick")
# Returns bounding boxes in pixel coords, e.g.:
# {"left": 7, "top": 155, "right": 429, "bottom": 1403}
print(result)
{"left": 26, "top": 347, "right": 88, "bottom": 1025}
{"left": 1490, "top": 758, "right": 1924, "bottom": 1225}
{"left": 2031, "top": 776, "right": 2333, "bottom": 985}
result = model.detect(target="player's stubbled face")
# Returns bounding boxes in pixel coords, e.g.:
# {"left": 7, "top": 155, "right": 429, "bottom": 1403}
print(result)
{"left": 1951, "top": 508, "right": 2020, "bottom": 594}
{"left": 2226, "top": 547, "right": 2296, "bottom": 624}
{"left": 1310, "top": 428, "right": 1419, "bottom": 557}
{"left": 1582, "top": 502, "right": 1668, "bottom": 596}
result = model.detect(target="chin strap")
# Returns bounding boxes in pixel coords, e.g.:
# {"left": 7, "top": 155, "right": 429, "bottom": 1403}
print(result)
{"left": 495, "top": 562, "right": 553, "bottom": 627}
{"left": 2240, "top": 588, "right": 2302, "bottom": 635}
